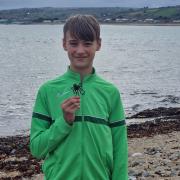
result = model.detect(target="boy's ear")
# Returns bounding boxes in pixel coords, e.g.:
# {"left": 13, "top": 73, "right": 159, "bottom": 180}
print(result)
{"left": 96, "top": 38, "right": 102, "bottom": 51}
{"left": 62, "top": 38, "right": 67, "bottom": 51}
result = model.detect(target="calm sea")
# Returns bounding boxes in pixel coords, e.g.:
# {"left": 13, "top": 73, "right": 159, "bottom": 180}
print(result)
{"left": 0, "top": 24, "right": 180, "bottom": 136}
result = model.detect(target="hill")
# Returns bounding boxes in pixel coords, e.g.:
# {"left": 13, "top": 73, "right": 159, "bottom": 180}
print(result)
{"left": 0, "top": 6, "right": 180, "bottom": 24}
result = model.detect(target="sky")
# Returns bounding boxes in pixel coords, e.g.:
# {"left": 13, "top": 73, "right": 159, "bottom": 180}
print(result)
{"left": 0, "top": 0, "right": 180, "bottom": 10}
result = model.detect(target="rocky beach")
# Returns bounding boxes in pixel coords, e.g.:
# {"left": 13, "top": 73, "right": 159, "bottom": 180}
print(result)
{"left": 0, "top": 107, "right": 179, "bottom": 180}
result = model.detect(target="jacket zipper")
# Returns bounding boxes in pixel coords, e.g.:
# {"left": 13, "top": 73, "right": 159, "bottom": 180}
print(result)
{"left": 80, "top": 74, "right": 85, "bottom": 180}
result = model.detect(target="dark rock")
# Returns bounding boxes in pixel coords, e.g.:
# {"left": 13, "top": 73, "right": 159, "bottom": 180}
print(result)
{"left": 128, "top": 119, "right": 180, "bottom": 138}
{"left": 131, "top": 104, "right": 141, "bottom": 112}
{"left": 0, "top": 135, "right": 41, "bottom": 179}
{"left": 160, "top": 95, "right": 180, "bottom": 104}
{"left": 129, "top": 107, "right": 180, "bottom": 119}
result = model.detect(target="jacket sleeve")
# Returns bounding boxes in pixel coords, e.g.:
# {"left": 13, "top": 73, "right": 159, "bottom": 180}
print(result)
{"left": 109, "top": 88, "right": 128, "bottom": 180}
{"left": 30, "top": 85, "right": 73, "bottom": 159}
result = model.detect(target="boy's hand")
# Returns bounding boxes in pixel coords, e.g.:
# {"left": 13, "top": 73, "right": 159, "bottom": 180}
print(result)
{"left": 61, "top": 96, "right": 80, "bottom": 124}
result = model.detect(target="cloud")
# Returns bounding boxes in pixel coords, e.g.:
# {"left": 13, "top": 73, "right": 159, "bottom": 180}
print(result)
{"left": 0, "top": 0, "right": 180, "bottom": 10}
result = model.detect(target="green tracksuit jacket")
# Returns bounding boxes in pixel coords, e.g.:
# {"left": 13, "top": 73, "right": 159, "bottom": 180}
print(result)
{"left": 30, "top": 68, "right": 128, "bottom": 180}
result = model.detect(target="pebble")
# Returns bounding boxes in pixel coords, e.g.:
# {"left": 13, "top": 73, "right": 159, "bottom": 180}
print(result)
{"left": 169, "top": 151, "right": 180, "bottom": 161}
{"left": 144, "top": 147, "right": 161, "bottom": 155}
{"left": 131, "top": 152, "right": 143, "bottom": 157}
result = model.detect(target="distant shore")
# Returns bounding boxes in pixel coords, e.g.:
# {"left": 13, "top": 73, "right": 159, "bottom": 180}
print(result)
{"left": 1, "top": 22, "right": 180, "bottom": 26}
{"left": 102, "top": 22, "right": 180, "bottom": 26}
{"left": 1, "top": 6, "right": 180, "bottom": 28}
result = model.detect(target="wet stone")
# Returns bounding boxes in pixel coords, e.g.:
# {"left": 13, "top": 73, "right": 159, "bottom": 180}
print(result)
{"left": 131, "top": 161, "right": 140, "bottom": 167}
{"left": 142, "top": 171, "right": 150, "bottom": 177}
{"left": 169, "top": 151, "right": 180, "bottom": 161}
{"left": 128, "top": 169, "right": 143, "bottom": 177}
{"left": 145, "top": 147, "right": 161, "bottom": 155}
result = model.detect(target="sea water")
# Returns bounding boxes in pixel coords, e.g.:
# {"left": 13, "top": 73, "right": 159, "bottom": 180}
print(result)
{"left": 0, "top": 24, "right": 180, "bottom": 136}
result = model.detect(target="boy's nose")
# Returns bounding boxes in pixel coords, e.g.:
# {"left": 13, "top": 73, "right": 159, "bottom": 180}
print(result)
{"left": 76, "top": 44, "right": 85, "bottom": 54}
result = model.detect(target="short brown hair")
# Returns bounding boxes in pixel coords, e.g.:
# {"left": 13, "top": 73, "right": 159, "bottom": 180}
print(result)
{"left": 63, "top": 14, "right": 100, "bottom": 41}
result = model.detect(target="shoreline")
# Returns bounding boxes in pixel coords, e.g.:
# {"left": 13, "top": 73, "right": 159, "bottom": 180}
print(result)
{"left": 0, "top": 107, "right": 179, "bottom": 138}
{"left": 0, "top": 22, "right": 180, "bottom": 26}
{"left": 0, "top": 118, "right": 179, "bottom": 179}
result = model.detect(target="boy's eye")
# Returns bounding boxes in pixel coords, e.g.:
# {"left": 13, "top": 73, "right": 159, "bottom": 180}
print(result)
{"left": 69, "top": 42, "right": 78, "bottom": 46}
{"left": 68, "top": 40, "right": 93, "bottom": 47}
{"left": 84, "top": 42, "right": 93, "bottom": 46}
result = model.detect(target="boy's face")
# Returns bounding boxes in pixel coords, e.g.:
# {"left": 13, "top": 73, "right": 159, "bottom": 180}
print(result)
{"left": 63, "top": 31, "right": 101, "bottom": 73}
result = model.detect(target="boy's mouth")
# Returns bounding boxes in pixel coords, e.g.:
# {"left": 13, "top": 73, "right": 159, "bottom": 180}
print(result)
{"left": 74, "top": 56, "right": 87, "bottom": 58}
{"left": 74, "top": 57, "right": 88, "bottom": 60}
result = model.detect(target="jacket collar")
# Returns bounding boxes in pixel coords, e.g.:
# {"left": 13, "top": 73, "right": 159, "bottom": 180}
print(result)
{"left": 64, "top": 66, "right": 96, "bottom": 82}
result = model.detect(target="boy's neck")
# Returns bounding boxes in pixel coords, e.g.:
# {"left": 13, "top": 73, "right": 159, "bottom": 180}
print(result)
{"left": 69, "top": 65, "right": 93, "bottom": 76}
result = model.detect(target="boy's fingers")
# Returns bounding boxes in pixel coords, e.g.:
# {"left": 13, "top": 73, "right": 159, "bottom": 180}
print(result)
{"left": 62, "top": 96, "right": 80, "bottom": 105}
{"left": 61, "top": 97, "right": 80, "bottom": 109}
{"left": 65, "top": 106, "right": 80, "bottom": 114}
{"left": 63, "top": 96, "right": 80, "bottom": 104}
{"left": 65, "top": 103, "right": 80, "bottom": 111}
{"left": 62, "top": 101, "right": 80, "bottom": 110}
{"left": 61, "top": 96, "right": 80, "bottom": 122}
{"left": 63, "top": 103, "right": 80, "bottom": 122}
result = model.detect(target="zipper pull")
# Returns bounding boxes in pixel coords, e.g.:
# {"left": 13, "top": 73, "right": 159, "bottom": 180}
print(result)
{"left": 71, "top": 83, "right": 85, "bottom": 96}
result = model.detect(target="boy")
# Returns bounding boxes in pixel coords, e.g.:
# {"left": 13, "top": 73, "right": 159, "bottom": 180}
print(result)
{"left": 30, "top": 14, "right": 128, "bottom": 180}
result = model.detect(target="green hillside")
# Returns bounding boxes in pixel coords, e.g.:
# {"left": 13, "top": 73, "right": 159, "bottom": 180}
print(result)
{"left": 0, "top": 6, "right": 180, "bottom": 24}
